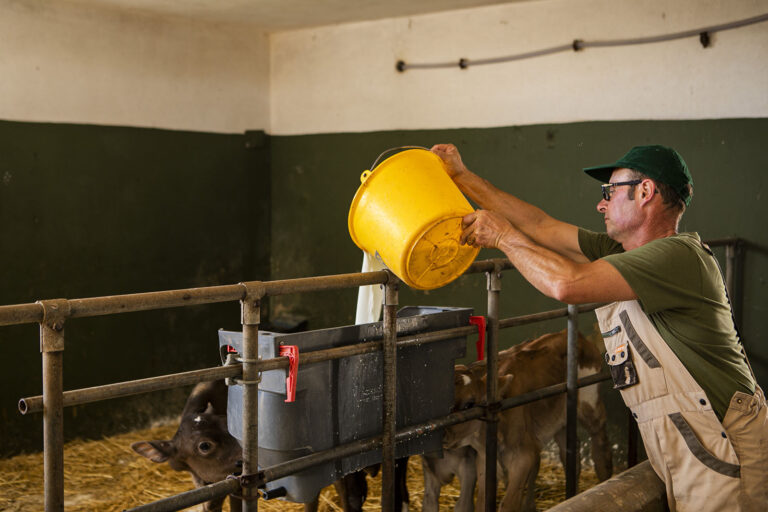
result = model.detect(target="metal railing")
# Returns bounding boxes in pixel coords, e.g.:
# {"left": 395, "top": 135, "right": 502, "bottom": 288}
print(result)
{"left": 3, "top": 238, "right": 744, "bottom": 512}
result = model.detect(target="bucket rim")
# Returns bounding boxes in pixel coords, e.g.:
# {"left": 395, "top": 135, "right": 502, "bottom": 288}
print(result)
{"left": 348, "top": 148, "right": 440, "bottom": 246}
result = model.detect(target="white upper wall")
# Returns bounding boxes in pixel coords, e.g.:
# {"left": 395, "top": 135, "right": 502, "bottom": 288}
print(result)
{"left": 1, "top": 0, "right": 765, "bottom": 135}
{"left": 0, "top": 0, "right": 270, "bottom": 133}
{"left": 270, "top": 0, "right": 768, "bottom": 135}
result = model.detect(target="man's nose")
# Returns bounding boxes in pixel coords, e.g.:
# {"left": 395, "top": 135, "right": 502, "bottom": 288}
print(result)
{"left": 596, "top": 199, "right": 608, "bottom": 213}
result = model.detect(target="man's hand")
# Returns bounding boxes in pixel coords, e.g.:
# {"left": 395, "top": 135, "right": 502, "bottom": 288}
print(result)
{"left": 460, "top": 210, "right": 516, "bottom": 249}
{"left": 430, "top": 143, "right": 469, "bottom": 179}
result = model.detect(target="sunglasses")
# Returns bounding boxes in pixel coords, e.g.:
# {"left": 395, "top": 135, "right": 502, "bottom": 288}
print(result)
{"left": 601, "top": 180, "right": 642, "bottom": 201}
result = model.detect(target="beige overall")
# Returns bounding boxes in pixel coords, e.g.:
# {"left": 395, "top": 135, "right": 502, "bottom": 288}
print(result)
{"left": 596, "top": 300, "right": 768, "bottom": 512}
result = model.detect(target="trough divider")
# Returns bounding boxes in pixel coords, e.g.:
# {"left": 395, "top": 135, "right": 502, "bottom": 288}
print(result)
{"left": 239, "top": 283, "right": 263, "bottom": 511}
{"left": 565, "top": 304, "right": 579, "bottom": 498}
{"left": 381, "top": 273, "right": 399, "bottom": 512}
{"left": 484, "top": 266, "right": 501, "bottom": 512}
{"left": 38, "top": 298, "right": 69, "bottom": 512}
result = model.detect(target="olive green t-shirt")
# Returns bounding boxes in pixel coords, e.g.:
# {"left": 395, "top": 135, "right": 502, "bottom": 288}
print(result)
{"left": 578, "top": 229, "right": 754, "bottom": 420}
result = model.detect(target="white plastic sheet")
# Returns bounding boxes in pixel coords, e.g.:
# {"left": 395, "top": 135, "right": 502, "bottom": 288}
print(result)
{"left": 354, "top": 251, "right": 386, "bottom": 325}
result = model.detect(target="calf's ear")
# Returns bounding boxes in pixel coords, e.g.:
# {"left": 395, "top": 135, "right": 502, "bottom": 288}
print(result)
{"left": 498, "top": 374, "right": 515, "bottom": 396}
{"left": 131, "top": 440, "right": 174, "bottom": 463}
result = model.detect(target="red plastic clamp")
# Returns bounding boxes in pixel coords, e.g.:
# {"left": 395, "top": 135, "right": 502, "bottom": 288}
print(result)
{"left": 469, "top": 316, "right": 486, "bottom": 361}
{"left": 279, "top": 345, "right": 299, "bottom": 403}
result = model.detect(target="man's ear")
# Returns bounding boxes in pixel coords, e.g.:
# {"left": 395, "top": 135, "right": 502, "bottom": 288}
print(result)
{"left": 640, "top": 179, "right": 656, "bottom": 204}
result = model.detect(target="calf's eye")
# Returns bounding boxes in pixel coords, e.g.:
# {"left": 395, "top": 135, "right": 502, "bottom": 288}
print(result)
{"left": 198, "top": 441, "right": 214, "bottom": 454}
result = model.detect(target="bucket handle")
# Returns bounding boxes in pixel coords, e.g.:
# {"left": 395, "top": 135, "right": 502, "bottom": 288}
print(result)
{"left": 368, "top": 145, "right": 430, "bottom": 172}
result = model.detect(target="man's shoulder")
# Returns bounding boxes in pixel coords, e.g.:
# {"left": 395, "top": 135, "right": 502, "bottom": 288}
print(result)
{"left": 635, "top": 232, "right": 703, "bottom": 258}
{"left": 604, "top": 232, "right": 707, "bottom": 315}
{"left": 577, "top": 228, "right": 623, "bottom": 261}
{"left": 613, "top": 232, "right": 703, "bottom": 269}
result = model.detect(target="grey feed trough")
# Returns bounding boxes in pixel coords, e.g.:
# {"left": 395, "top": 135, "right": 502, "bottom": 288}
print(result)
{"left": 218, "top": 305, "right": 471, "bottom": 503}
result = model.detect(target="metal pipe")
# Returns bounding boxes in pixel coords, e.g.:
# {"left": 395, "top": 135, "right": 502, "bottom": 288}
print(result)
{"left": 20, "top": 365, "right": 242, "bottom": 415}
{"left": 263, "top": 432, "right": 382, "bottom": 484}
{"left": 565, "top": 304, "right": 579, "bottom": 498}
{"left": 484, "top": 268, "right": 501, "bottom": 512}
{"left": 500, "top": 371, "right": 609, "bottom": 410}
{"left": 725, "top": 244, "right": 735, "bottom": 298}
{"left": 381, "top": 274, "right": 398, "bottom": 512}
{"left": 1, "top": 264, "right": 503, "bottom": 327}
{"left": 0, "top": 274, "right": 386, "bottom": 327}
{"left": 547, "top": 460, "right": 667, "bottom": 512}
{"left": 240, "top": 288, "right": 262, "bottom": 512}
{"left": 42, "top": 348, "right": 64, "bottom": 512}
{"left": 704, "top": 237, "right": 741, "bottom": 247}
{"left": 19, "top": 325, "right": 478, "bottom": 415}
{"left": 262, "top": 271, "right": 388, "bottom": 297}
{"left": 0, "top": 302, "right": 43, "bottom": 326}
{"left": 67, "top": 284, "right": 246, "bottom": 320}
{"left": 125, "top": 478, "right": 241, "bottom": 512}
{"left": 733, "top": 240, "right": 745, "bottom": 330}
{"left": 38, "top": 299, "right": 69, "bottom": 512}
{"left": 466, "top": 258, "right": 514, "bottom": 275}
{"left": 0, "top": 246, "right": 721, "bottom": 328}
{"left": 499, "top": 303, "right": 603, "bottom": 329}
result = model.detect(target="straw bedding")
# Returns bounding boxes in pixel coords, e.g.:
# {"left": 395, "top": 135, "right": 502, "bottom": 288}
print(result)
{"left": 0, "top": 422, "right": 599, "bottom": 511}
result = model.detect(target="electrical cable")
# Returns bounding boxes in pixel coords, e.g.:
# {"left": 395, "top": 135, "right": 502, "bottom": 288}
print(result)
{"left": 396, "top": 12, "right": 768, "bottom": 71}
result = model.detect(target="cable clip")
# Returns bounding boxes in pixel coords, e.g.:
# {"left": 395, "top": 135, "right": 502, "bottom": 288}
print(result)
{"left": 699, "top": 31, "right": 711, "bottom": 48}
{"left": 469, "top": 316, "right": 486, "bottom": 361}
{"left": 279, "top": 345, "right": 299, "bottom": 402}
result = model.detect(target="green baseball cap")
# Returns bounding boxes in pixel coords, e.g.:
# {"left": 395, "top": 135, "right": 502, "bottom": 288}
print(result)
{"left": 583, "top": 145, "right": 693, "bottom": 206}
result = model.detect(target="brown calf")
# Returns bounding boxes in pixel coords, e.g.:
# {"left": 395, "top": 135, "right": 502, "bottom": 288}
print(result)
{"left": 132, "top": 380, "right": 407, "bottom": 512}
{"left": 131, "top": 380, "right": 243, "bottom": 512}
{"left": 422, "top": 330, "right": 612, "bottom": 512}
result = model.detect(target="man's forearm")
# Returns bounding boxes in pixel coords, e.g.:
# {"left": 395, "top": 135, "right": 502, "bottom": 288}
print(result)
{"left": 495, "top": 230, "right": 636, "bottom": 304}
{"left": 496, "top": 229, "right": 579, "bottom": 301}
{"left": 454, "top": 170, "right": 550, "bottom": 238}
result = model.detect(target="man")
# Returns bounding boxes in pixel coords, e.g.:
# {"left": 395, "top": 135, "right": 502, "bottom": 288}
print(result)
{"left": 430, "top": 143, "right": 767, "bottom": 511}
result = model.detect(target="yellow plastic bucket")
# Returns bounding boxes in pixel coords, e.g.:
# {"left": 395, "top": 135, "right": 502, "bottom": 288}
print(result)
{"left": 348, "top": 147, "right": 479, "bottom": 290}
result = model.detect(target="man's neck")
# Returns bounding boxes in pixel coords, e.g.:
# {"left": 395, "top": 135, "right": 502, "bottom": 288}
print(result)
{"left": 621, "top": 223, "right": 678, "bottom": 251}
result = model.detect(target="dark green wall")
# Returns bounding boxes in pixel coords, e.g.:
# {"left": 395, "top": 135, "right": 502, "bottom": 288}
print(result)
{"left": 0, "top": 121, "right": 270, "bottom": 457}
{"left": 269, "top": 119, "right": 768, "bottom": 463}
{"left": 270, "top": 120, "right": 767, "bottom": 348}
{"left": 2, "top": 117, "right": 765, "bottom": 463}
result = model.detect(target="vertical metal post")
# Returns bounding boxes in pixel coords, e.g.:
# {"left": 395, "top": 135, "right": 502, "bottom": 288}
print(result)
{"left": 734, "top": 240, "right": 744, "bottom": 331}
{"left": 240, "top": 283, "right": 264, "bottom": 512}
{"left": 484, "top": 268, "right": 501, "bottom": 512}
{"left": 726, "top": 240, "right": 745, "bottom": 330}
{"left": 565, "top": 304, "right": 579, "bottom": 498}
{"left": 381, "top": 273, "right": 399, "bottom": 512}
{"left": 38, "top": 299, "right": 70, "bottom": 512}
{"left": 725, "top": 243, "right": 735, "bottom": 299}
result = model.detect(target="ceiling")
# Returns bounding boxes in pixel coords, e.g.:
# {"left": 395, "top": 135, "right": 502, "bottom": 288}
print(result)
{"left": 69, "top": 0, "right": 536, "bottom": 31}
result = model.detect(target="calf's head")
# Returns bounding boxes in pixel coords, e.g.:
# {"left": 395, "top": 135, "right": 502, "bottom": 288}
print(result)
{"left": 443, "top": 364, "right": 515, "bottom": 450}
{"left": 132, "top": 400, "right": 243, "bottom": 487}
{"left": 443, "top": 364, "right": 485, "bottom": 449}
